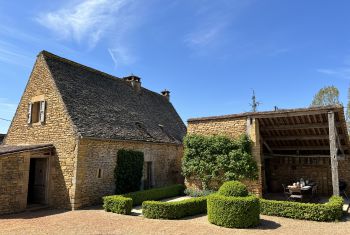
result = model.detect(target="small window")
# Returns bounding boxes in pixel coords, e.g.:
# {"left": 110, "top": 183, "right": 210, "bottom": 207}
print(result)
{"left": 28, "top": 100, "right": 46, "bottom": 124}
{"left": 97, "top": 168, "right": 103, "bottom": 179}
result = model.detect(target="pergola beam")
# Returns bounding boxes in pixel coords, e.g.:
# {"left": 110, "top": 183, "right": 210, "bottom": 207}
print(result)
{"left": 270, "top": 146, "right": 331, "bottom": 151}
{"left": 261, "top": 123, "right": 341, "bottom": 131}
{"left": 264, "top": 135, "right": 345, "bottom": 141}
{"left": 264, "top": 154, "right": 336, "bottom": 158}
{"left": 328, "top": 111, "right": 340, "bottom": 196}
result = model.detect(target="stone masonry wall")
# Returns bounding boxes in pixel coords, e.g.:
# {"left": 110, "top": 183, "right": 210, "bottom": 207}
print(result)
{"left": 187, "top": 117, "right": 263, "bottom": 196}
{"left": 4, "top": 54, "right": 78, "bottom": 209}
{"left": 0, "top": 153, "right": 29, "bottom": 214}
{"left": 73, "top": 138, "right": 183, "bottom": 208}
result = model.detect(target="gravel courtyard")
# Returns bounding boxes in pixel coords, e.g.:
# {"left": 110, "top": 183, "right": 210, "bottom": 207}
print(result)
{"left": 0, "top": 207, "right": 349, "bottom": 235}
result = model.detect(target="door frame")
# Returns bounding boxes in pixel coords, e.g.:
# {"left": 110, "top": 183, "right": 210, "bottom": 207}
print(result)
{"left": 27, "top": 155, "right": 51, "bottom": 206}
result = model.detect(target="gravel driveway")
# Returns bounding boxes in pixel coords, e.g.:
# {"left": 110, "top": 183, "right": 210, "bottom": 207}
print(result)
{"left": 0, "top": 207, "right": 349, "bottom": 235}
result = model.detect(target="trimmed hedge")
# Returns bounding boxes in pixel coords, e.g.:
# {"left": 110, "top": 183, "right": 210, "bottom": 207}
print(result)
{"left": 260, "top": 196, "right": 344, "bottom": 222}
{"left": 208, "top": 194, "right": 260, "bottom": 228}
{"left": 124, "top": 184, "right": 185, "bottom": 206}
{"left": 103, "top": 184, "right": 184, "bottom": 215}
{"left": 142, "top": 197, "right": 207, "bottom": 219}
{"left": 115, "top": 149, "right": 144, "bottom": 194}
{"left": 103, "top": 195, "right": 133, "bottom": 215}
{"left": 218, "top": 181, "right": 248, "bottom": 197}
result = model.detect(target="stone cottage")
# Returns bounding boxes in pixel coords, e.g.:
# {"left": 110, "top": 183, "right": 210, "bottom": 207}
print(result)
{"left": 187, "top": 106, "right": 350, "bottom": 197}
{"left": 0, "top": 51, "right": 186, "bottom": 214}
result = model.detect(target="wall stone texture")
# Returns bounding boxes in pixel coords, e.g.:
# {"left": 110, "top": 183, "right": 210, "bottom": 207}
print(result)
{"left": 74, "top": 138, "right": 183, "bottom": 208}
{"left": 4, "top": 54, "right": 78, "bottom": 210}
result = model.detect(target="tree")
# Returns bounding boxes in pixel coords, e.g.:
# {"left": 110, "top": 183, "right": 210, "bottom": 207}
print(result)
{"left": 311, "top": 86, "right": 340, "bottom": 107}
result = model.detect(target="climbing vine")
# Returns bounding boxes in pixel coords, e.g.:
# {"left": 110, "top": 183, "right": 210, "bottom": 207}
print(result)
{"left": 182, "top": 134, "right": 258, "bottom": 190}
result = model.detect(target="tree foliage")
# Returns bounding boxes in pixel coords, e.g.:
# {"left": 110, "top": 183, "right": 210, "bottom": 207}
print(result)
{"left": 311, "top": 85, "right": 340, "bottom": 107}
{"left": 181, "top": 134, "right": 258, "bottom": 190}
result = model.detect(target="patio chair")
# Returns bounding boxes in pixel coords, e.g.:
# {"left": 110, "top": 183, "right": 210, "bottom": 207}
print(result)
{"left": 339, "top": 180, "right": 349, "bottom": 201}
{"left": 282, "top": 184, "right": 291, "bottom": 200}
{"left": 288, "top": 187, "right": 303, "bottom": 202}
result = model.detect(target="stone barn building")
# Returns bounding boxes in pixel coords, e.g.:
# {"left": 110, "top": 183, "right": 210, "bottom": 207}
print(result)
{"left": 187, "top": 106, "right": 350, "bottom": 197}
{"left": 0, "top": 51, "right": 186, "bottom": 214}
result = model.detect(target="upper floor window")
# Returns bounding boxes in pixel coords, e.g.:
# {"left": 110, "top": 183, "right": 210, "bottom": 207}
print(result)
{"left": 28, "top": 100, "right": 46, "bottom": 124}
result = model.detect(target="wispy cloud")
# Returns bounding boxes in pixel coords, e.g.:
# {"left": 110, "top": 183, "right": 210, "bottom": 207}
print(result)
{"left": 108, "top": 47, "right": 136, "bottom": 68}
{"left": 0, "top": 40, "right": 32, "bottom": 67}
{"left": 183, "top": 1, "right": 253, "bottom": 55}
{"left": 317, "top": 55, "right": 350, "bottom": 80}
{"left": 37, "top": 0, "right": 131, "bottom": 48}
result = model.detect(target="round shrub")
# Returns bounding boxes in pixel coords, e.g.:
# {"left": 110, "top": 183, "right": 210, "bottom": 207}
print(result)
{"left": 218, "top": 181, "right": 248, "bottom": 197}
{"left": 207, "top": 194, "right": 260, "bottom": 228}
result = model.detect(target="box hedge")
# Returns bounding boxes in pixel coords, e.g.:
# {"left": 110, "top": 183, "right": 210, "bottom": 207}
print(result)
{"left": 218, "top": 181, "right": 248, "bottom": 197}
{"left": 103, "top": 184, "right": 185, "bottom": 215}
{"left": 103, "top": 195, "right": 133, "bottom": 215}
{"left": 260, "top": 196, "right": 344, "bottom": 222}
{"left": 142, "top": 197, "right": 207, "bottom": 219}
{"left": 207, "top": 194, "right": 260, "bottom": 228}
{"left": 124, "top": 184, "right": 185, "bottom": 206}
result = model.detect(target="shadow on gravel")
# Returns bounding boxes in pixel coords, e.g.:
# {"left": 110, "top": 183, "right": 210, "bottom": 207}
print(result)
{"left": 0, "top": 209, "right": 68, "bottom": 220}
{"left": 254, "top": 219, "right": 281, "bottom": 230}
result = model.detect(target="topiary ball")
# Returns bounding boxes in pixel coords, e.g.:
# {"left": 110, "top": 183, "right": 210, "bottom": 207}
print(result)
{"left": 218, "top": 181, "right": 248, "bottom": 197}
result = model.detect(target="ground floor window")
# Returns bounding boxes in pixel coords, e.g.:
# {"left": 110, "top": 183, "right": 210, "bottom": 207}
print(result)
{"left": 144, "top": 161, "right": 153, "bottom": 190}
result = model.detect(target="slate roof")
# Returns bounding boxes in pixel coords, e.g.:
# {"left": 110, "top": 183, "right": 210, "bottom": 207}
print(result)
{"left": 0, "top": 144, "right": 54, "bottom": 156}
{"left": 41, "top": 51, "right": 186, "bottom": 144}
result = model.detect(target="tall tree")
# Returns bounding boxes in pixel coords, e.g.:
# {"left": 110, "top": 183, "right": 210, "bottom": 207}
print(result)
{"left": 311, "top": 86, "right": 340, "bottom": 107}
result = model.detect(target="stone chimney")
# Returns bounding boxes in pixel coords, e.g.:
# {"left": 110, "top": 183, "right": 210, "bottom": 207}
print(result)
{"left": 161, "top": 89, "right": 170, "bottom": 101}
{"left": 123, "top": 75, "right": 141, "bottom": 92}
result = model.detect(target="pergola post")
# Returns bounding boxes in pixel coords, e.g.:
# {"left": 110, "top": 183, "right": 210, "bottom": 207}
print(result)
{"left": 328, "top": 111, "right": 340, "bottom": 196}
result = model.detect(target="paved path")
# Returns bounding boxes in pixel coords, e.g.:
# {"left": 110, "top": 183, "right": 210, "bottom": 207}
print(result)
{"left": 0, "top": 207, "right": 349, "bottom": 235}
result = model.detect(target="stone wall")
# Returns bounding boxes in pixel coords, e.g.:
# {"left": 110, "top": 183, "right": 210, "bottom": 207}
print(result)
{"left": 187, "top": 117, "right": 263, "bottom": 196}
{"left": 0, "top": 153, "right": 29, "bottom": 214}
{"left": 4, "top": 54, "right": 78, "bottom": 209}
{"left": 73, "top": 138, "right": 183, "bottom": 208}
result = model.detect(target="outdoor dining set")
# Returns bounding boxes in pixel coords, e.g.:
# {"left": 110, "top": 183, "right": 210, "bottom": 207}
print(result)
{"left": 282, "top": 178, "right": 318, "bottom": 202}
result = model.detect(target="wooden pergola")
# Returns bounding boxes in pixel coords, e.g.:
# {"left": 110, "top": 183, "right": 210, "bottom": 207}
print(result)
{"left": 252, "top": 105, "right": 350, "bottom": 195}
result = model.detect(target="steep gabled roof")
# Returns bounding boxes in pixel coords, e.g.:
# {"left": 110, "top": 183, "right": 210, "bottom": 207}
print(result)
{"left": 41, "top": 51, "right": 186, "bottom": 144}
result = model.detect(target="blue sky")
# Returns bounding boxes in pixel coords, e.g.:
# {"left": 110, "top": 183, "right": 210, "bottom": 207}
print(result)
{"left": 1, "top": 0, "right": 350, "bottom": 133}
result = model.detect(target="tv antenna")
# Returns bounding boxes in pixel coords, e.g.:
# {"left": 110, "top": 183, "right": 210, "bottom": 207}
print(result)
{"left": 250, "top": 90, "right": 261, "bottom": 112}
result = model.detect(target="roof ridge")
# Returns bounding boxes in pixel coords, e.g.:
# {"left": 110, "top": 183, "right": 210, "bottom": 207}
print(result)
{"left": 39, "top": 50, "right": 169, "bottom": 99}
{"left": 188, "top": 105, "right": 344, "bottom": 122}
{"left": 39, "top": 50, "right": 122, "bottom": 82}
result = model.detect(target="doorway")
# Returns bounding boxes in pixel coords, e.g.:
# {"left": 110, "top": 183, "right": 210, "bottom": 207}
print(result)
{"left": 144, "top": 161, "right": 153, "bottom": 190}
{"left": 27, "top": 158, "right": 48, "bottom": 205}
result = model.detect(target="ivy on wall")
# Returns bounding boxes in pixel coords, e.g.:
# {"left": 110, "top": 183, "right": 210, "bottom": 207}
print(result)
{"left": 115, "top": 149, "right": 144, "bottom": 194}
{"left": 182, "top": 134, "right": 258, "bottom": 190}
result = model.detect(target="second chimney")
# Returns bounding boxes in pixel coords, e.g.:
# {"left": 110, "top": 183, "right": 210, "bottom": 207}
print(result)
{"left": 161, "top": 89, "right": 170, "bottom": 101}
{"left": 123, "top": 75, "right": 141, "bottom": 92}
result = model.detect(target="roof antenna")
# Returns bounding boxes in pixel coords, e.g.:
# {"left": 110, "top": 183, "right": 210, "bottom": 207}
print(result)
{"left": 250, "top": 90, "right": 261, "bottom": 112}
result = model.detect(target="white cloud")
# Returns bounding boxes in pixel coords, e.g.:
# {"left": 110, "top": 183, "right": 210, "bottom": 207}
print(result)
{"left": 0, "top": 40, "right": 32, "bottom": 67}
{"left": 317, "top": 68, "right": 350, "bottom": 79}
{"left": 184, "top": 23, "right": 225, "bottom": 48}
{"left": 108, "top": 47, "right": 136, "bottom": 68}
{"left": 36, "top": 0, "right": 131, "bottom": 49}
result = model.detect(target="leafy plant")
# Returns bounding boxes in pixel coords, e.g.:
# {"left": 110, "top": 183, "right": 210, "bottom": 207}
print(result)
{"left": 218, "top": 181, "right": 248, "bottom": 197}
{"left": 142, "top": 197, "right": 207, "bottom": 219}
{"left": 184, "top": 188, "right": 216, "bottom": 197}
{"left": 260, "top": 196, "right": 344, "bottom": 221}
{"left": 115, "top": 149, "right": 144, "bottom": 194}
{"left": 124, "top": 184, "right": 184, "bottom": 206}
{"left": 182, "top": 134, "right": 258, "bottom": 190}
{"left": 311, "top": 85, "right": 340, "bottom": 107}
{"left": 103, "top": 195, "right": 133, "bottom": 215}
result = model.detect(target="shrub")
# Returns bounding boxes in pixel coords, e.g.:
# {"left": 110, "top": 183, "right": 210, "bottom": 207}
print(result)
{"left": 218, "top": 181, "right": 248, "bottom": 197}
{"left": 184, "top": 188, "right": 216, "bottom": 197}
{"left": 207, "top": 194, "right": 260, "bottom": 228}
{"left": 182, "top": 134, "right": 257, "bottom": 190}
{"left": 115, "top": 149, "right": 144, "bottom": 194}
{"left": 260, "top": 196, "right": 344, "bottom": 222}
{"left": 208, "top": 194, "right": 260, "bottom": 228}
{"left": 142, "top": 197, "right": 207, "bottom": 219}
{"left": 124, "top": 184, "right": 184, "bottom": 206}
{"left": 103, "top": 195, "right": 133, "bottom": 215}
